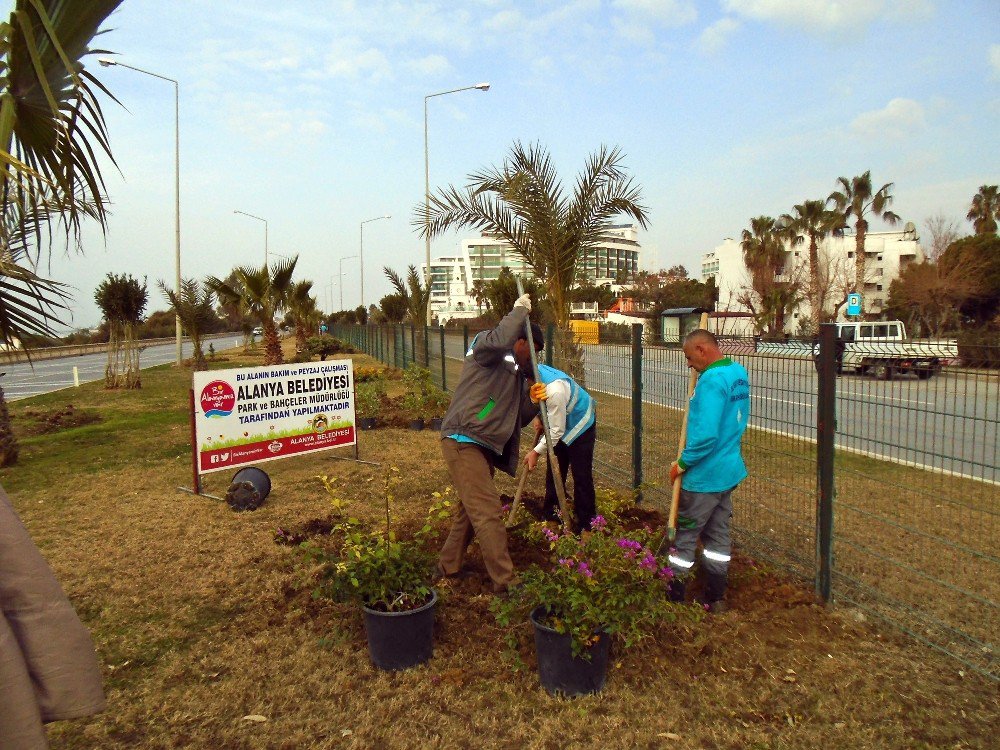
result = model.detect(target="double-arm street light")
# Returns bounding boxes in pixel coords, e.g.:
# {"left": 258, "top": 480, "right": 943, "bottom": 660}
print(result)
{"left": 98, "top": 57, "right": 182, "bottom": 366}
{"left": 234, "top": 210, "right": 269, "bottom": 265}
{"left": 424, "top": 83, "right": 490, "bottom": 325}
{"left": 359, "top": 214, "right": 390, "bottom": 309}
{"left": 338, "top": 255, "right": 359, "bottom": 311}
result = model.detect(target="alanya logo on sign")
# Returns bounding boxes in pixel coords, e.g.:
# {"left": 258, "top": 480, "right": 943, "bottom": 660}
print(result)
{"left": 200, "top": 380, "right": 236, "bottom": 417}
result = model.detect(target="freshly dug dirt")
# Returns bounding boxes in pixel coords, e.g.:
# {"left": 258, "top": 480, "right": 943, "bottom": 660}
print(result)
{"left": 16, "top": 404, "right": 102, "bottom": 436}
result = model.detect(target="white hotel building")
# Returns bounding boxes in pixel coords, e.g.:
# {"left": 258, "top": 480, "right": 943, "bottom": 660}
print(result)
{"left": 422, "top": 223, "right": 641, "bottom": 321}
{"left": 701, "top": 226, "right": 924, "bottom": 333}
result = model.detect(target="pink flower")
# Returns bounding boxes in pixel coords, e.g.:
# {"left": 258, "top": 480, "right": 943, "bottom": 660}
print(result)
{"left": 639, "top": 553, "right": 658, "bottom": 571}
{"left": 591, "top": 515, "right": 607, "bottom": 531}
{"left": 558, "top": 558, "right": 573, "bottom": 568}
{"left": 543, "top": 528, "right": 559, "bottom": 543}
{"left": 576, "top": 561, "right": 593, "bottom": 578}
{"left": 657, "top": 566, "right": 675, "bottom": 580}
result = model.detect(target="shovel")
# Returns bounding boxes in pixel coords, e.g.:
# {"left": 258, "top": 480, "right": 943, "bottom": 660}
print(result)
{"left": 505, "top": 461, "right": 531, "bottom": 528}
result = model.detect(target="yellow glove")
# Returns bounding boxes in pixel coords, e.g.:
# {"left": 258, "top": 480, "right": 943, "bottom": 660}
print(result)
{"left": 529, "top": 382, "right": 548, "bottom": 404}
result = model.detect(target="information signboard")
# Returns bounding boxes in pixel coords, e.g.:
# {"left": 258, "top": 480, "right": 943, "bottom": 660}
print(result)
{"left": 192, "top": 360, "right": 355, "bottom": 474}
{"left": 846, "top": 293, "right": 862, "bottom": 317}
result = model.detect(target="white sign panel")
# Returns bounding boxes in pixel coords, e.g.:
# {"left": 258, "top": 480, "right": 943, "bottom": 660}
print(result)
{"left": 192, "top": 360, "right": 355, "bottom": 474}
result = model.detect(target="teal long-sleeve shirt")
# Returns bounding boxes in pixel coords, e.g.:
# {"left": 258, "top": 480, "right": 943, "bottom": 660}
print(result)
{"left": 678, "top": 357, "right": 750, "bottom": 493}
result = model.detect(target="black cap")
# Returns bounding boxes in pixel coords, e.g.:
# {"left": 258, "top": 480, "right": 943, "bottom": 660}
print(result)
{"left": 521, "top": 321, "right": 545, "bottom": 351}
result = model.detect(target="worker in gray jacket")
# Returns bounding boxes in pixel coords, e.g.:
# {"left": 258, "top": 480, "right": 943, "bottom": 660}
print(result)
{"left": 437, "top": 295, "right": 543, "bottom": 593}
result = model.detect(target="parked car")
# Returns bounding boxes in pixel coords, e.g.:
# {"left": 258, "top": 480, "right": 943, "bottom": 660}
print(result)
{"left": 252, "top": 326, "right": 263, "bottom": 336}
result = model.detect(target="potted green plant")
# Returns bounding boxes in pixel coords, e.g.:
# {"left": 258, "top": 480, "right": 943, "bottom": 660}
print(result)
{"left": 355, "top": 378, "right": 385, "bottom": 430}
{"left": 308, "top": 471, "right": 450, "bottom": 670}
{"left": 424, "top": 386, "right": 451, "bottom": 431}
{"left": 401, "top": 364, "right": 433, "bottom": 430}
{"left": 492, "top": 514, "right": 694, "bottom": 696}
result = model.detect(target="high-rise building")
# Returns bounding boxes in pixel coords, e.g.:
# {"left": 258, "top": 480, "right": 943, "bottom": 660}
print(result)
{"left": 423, "top": 224, "right": 642, "bottom": 320}
{"left": 701, "top": 227, "right": 923, "bottom": 333}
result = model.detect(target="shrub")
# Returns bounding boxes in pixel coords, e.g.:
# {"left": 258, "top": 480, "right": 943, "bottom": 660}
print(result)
{"left": 957, "top": 328, "right": 1000, "bottom": 368}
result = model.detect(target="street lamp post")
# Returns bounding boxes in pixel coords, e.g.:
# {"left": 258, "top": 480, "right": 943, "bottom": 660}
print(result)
{"left": 99, "top": 58, "right": 182, "bottom": 366}
{"left": 338, "top": 255, "right": 359, "bottom": 311}
{"left": 360, "top": 214, "right": 390, "bottom": 309}
{"left": 234, "top": 210, "right": 269, "bottom": 266}
{"left": 424, "top": 82, "right": 490, "bottom": 326}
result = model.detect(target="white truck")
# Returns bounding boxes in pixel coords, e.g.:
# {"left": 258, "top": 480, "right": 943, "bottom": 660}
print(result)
{"left": 756, "top": 321, "right": 950, "bottom": 380}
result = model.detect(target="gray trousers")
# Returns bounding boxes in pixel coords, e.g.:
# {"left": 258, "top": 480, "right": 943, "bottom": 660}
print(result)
{"left": 668, "top": 487, "right": 735, "bottom": 578}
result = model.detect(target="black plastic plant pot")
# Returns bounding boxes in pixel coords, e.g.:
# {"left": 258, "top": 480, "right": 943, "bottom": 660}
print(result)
{"left": 358, "top": 417, "right": 377, "bottom": 430}
{"left": 409, "top": 418, "right": 425, "bottom": 431}
{"left": 530, "top": 606, "right": 610, "bottom": 697}
{"left": 429, "top": 417, "right": 444, "bottom": 431}
{"left": 362, "top": 589, "right": 437, "bottom": 671}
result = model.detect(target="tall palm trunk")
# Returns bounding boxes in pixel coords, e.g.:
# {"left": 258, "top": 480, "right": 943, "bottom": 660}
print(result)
{"left": 809, "top": 235, "right": 822, "bottom": 332}
{"left": 263, "top": 323, "right": 283, "bottom": 365}
{"left": 854, "top": 218, "right": 868, "bottom": 307}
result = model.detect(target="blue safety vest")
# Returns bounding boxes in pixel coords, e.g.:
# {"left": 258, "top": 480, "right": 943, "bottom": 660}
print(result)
{"left": 537, "top": 364, "right": 595, "bottom": 445}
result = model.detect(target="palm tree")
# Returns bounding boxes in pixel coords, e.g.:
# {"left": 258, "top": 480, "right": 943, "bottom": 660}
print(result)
{"left": 781, "top": 200, "right": 846, "bottom": 332}
{"left": 415, "top": 142, "right": 649, "bottom": 330}
{"left": 0, "top": 1, "right": 122, "bottom": 465}
{"left": 287, "top": 279, "right": 320, "bottom": 355}
{"left": 95, "top": 273, "right": 148, "bottom": 389}
{"left": 207, "top": 257, "right": 298, "bottom": 366}
{"left": 740, "top": 216, "right": 797, "bottom": 334}
{"left": 967, "top": 185, "right": 999, "bottom": 235}
{"left": 383, "top": 265, "right": 431, "bottom": 324}
{"left": 829, "top": 171, "right": 900, "bottom": 310}
{"left": 159, "top": 278, "right": 216, "bottom": 370}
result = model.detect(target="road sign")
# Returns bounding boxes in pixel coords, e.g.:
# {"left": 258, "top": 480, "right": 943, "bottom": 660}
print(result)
{"left": 847, "top": 293, "right": 862, "bottom": 317}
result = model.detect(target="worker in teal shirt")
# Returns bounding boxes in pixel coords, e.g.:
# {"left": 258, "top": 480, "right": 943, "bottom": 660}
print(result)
{"left": 667, "top": 329, "right": 750, "bottom": 613}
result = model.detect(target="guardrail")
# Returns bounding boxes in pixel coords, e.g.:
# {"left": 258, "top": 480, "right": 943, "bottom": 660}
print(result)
{"left": 0, "top": 332, "right": 237, "bottom": 365}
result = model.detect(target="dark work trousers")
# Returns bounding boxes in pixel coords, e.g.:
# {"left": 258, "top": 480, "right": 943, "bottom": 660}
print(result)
{"left": 542, "top": 424, "right": 597, "bottom": 531}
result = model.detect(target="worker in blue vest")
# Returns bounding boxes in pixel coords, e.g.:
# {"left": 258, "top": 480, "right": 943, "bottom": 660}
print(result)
{"left": 524, "top": 362, "right": 597, "bottom": 532}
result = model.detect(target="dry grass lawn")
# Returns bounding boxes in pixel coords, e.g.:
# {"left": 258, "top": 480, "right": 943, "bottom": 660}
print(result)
{"left": 1, "top": 341, "right": 996, "bottom": 749}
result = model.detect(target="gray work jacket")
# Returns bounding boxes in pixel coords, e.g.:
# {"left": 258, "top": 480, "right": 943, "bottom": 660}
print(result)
{"left": 440, "top": 306, "right": 539, "bottom": 476}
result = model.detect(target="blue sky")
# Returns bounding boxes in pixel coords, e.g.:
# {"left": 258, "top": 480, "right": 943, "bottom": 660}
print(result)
{"left": 53, "top": 0, "right": 999, "bottom": 329}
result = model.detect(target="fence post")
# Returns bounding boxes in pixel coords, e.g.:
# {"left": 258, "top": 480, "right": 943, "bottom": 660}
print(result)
{"left": 631, "top": 323, "right": 643, "bottom": 503}
{"left": 424, "top": 325, "right": 430, "bottom": 368}
{"left": 546, "top": 323, "right": 554, "bottom": 367}
{"left": 439, "top": 325, "right": 447, "bottom": 390}
{"left": 463, "top": 325, "right": 469, "bottom": 357}
{"left": 816, "top": 323, "right": 837, "bottom": 603}
{"left": 410, "top": 324, "right": 416, "bottom": 369}
{"left": 395, "top": 325, "right": 401, "bottom": 368}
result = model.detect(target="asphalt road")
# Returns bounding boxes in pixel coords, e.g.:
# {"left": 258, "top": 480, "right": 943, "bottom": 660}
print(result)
{"left": 440, "top": 335, "right": 998, "bottom": 484}
{"left": 0, "top": 334, "right": 242, "bottom": 402}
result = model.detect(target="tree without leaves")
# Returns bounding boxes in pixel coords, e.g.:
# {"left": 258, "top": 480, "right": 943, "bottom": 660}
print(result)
{"left": 95, "top": 273, "right": 148, "bottom": 389}
{"left": 829, "top": 171, "right": 899, "bottom": 312}
{"left": 207, "top": 256, "right": 298, "bottom": 366}
{"left": 967, "top": 185, "right": 999, "bottom": 235}
{"left": 415, "top": 142, "right": 649, "bottom": 331}
{"left": 159, "top": 278, "right": 215, "bottom": 370}
{"left": 923, "top": 213, "right": 961, "bottom": 262}
{"left": 780, "top": 200, "right": 847, "bottom": 332}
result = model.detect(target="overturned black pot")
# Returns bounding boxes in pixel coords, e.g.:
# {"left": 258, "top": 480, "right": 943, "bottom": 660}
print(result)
{"left": 429, "top": 417, "right": 444, "bottom": 431}
{"left": 530, "top": 606, "right": 610, "bottom": 697}
{"left": 408, "top": 418, "right": 424, "bottom": 431}
{"left": 362, "top": 590, "right": 437, "bottom": 670}
{"left": 358, "top": 417, "right": 377, "bottom": 430}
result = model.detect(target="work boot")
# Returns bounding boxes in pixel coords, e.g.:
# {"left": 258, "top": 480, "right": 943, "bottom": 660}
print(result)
{"left": 703, "top": 571, "right": 728, "bottom": 612}
{"left": 667, "top": 578, "right": 686, "bottom": 603}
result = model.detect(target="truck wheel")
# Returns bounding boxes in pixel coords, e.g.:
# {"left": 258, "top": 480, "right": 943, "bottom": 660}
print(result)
{"left": 873, "top": 362, "right": 893, "bottom": 381}
{"left": 916, "top": 368, "right": 932, "bottom": 380}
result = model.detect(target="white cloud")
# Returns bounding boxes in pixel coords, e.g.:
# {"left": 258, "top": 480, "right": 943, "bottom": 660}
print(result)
{"left": 612, "top": 0, "right": 697, "bottom": 26}
{"left": 696, "top": 17, "right": 741, "bottom": 55}
{"left": 990, "top": 44, "right": 1000, "bottom": 80}
{"left": 405, "top": 54, "right": 451, "bottom": 76}
{"left": 228, "top": 101, "right": 329, "bottom": 144}
{"left": 850, "top": 98, "right": 926, "bottom": 139}
{"left": 321, "top": 40, "right": 392, "bottom": 83}
{"left": 722, "top": 0, "right": 933, "bottom": 33}
{"left": 483, "top": 9, "right": 524, "bottom": 33}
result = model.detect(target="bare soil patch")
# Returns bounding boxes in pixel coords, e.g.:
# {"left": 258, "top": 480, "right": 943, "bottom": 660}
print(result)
{"left": 15, "top": 404, "right": 103, "bottom": 435}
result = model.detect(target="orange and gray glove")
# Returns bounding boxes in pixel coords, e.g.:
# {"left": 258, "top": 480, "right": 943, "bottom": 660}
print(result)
{"left": 669, "top": 461, "right": 685, "bottom": 484}
{"left": 529, "top": 382, "right": 548, "bottom": 404}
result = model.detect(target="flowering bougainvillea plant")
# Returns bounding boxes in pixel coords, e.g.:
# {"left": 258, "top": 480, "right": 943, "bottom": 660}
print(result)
{"left": 492, "top": 513, "right": 697, "bottom": 656}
